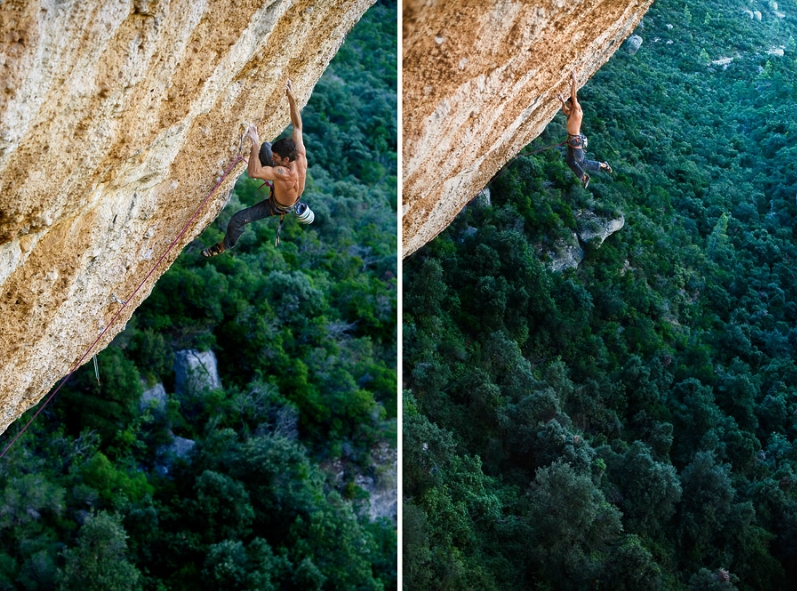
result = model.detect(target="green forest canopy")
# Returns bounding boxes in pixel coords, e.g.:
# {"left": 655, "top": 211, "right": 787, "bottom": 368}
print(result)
{"left": 0, "top": 1, "right": 397, "bottom": 590}
{"left": 404, "top": 0, "right": 797, "bottom": 589}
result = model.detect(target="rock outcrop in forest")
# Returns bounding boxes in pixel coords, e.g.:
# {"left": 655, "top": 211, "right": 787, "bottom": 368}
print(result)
{"left": 402, "top": 0, "right": 653, "bottom": 257}
{"left": 0, "top": 0, "right": 374, "bottom": 435}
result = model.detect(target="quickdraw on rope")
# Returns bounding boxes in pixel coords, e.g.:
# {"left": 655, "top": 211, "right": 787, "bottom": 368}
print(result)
{"left": 0, "top": 153, "right": 245, "bottom": 460}
{"left": 275, "top": 214, "right": 286, "bottom": 247}
{"left": 92, "top": 355, "right": 100, "bottom": 386}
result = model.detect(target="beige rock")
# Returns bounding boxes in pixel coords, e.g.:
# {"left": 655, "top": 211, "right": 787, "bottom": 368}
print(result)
{"left": 576, "top": 210, "right": 625, "bottom": 246}
{"left": 0, "top": 0, "right": 374, "bottom": 436}
{"left": 402, "top": 0, "right": 653, "bottom": 257}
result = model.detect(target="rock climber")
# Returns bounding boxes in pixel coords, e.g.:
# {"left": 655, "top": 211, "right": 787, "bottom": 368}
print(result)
{"left": 202, "top": 78, "right": 313, "bottom": 256}
{"left": 557, "top": 69, "right": 612, "bottom": 189}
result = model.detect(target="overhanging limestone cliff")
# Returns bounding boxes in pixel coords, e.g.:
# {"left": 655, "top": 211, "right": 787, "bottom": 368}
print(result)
{"left": 402, "top": 0, "right": 653, "bottom": 257}
{"left": 0, "top": 0, "right": 374, "bottom": 435}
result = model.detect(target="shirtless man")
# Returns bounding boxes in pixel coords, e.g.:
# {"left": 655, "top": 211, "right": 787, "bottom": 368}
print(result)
{"left": 557, "top": 70, "right": 612, "bottom": 189}
{"left": 202, "top": 79, "right": 313, "bottom": 256}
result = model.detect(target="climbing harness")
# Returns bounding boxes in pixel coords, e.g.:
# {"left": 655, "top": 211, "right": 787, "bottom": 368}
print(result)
{"left": 273, "top": 197, "right": 314, "bottom": 247}
{"left": 0, "top": 153, "right": 246, "bottom": 460}
{"left": 567, "top": 134, "right": 588, "bottom": 150}
{"left": 253, "top": 180, "right": 314, "bottom": 247}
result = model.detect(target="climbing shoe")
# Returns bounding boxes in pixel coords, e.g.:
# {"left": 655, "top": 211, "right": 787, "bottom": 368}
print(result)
{"left": 201, "top": 243, "right": 225, "bottom": 257}
{"left": 259, "top": 141, "right": 274, "bottom": 167}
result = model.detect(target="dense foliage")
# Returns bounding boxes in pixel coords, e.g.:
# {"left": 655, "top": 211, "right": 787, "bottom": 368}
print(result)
{"left": 404, "top": 0, "right": 797, "bottom": 589}
{"left": 0, "top": 2, "right": 396, "bottom": 589}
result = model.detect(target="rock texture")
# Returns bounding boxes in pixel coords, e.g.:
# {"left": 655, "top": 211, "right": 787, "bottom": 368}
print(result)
{"left": 546, "top": 210, "right": 625, "bottom": 272}
{"left": 626, "top": 34, "right": 643, "bottom": 55}
{"left": 174, "top": 349, "right": 222, "bottom": 396}
{"left": 402, "top": 0, "right": 653, "bottom": 257}
{"left": 323, "top": 440, "right": 398, "bottom": 523}
{"left": 140, "top": 381, "right": 168, "bottom": 411}
{"left": 547, "top": 233, "right": 584, "bottom": 273}
{"left": 0, "top": 0, "right": 374, "bottom": 435}
{"left": 576, "top": 210, "right": 625, "bottom": 246}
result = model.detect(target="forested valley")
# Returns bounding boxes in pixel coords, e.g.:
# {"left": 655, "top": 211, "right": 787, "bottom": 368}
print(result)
{"left": 404, "top": 0, "right": 797, "bottom": 589}
{"left": 0, "top": 1, "right": 397, "bottom": 590}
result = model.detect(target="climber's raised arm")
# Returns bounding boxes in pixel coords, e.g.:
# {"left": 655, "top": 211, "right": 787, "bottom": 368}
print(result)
{"left": 569, "top": 70, "right": 580, "bottom": 111}
{"left": 285, "top": 79, "right": 306, "bottom": 161}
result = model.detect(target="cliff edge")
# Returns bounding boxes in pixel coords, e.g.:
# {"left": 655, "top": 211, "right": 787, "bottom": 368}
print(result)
{"left": 0, "top": 0, "right": 374, "bottom": 435}
{"left": 402, "top": 0, "right": 653, "bottom": 257}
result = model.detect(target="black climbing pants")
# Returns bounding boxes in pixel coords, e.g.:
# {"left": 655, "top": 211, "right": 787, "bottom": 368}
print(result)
{"left": 566, "top": 135, "right": 601, "bottom": 180}
{"left": 223, "top": 195, "right": 289, "bottom": 250}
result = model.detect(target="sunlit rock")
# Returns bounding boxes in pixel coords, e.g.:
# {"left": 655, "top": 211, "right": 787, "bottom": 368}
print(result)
{"left": 0, "top": 0, "right": 374, "bottom": 435}
{"left": 403, "top": 0, "right": 653, "bottom": 257}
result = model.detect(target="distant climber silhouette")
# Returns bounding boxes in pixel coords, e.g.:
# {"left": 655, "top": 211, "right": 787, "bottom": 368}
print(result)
{"left": 557, "top": 70, "right": 612, "bottom": 189}
{"left": 202, "top": 78, "right": 313, "bottom": 256}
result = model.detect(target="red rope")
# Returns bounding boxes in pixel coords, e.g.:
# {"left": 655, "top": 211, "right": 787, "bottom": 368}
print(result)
{"left": 0, "top": 154, "right": 245, "bottom": 459}
{"left": 526, "top": 139, "right": 567, "bottom": 155}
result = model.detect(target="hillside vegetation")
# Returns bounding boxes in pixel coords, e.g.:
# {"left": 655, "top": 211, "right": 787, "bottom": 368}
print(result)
{"left": 404, "top": 0, "right": 797, "bottom": 589}
{"left": 0, "top": 2, "right": 396, "bottom": 590}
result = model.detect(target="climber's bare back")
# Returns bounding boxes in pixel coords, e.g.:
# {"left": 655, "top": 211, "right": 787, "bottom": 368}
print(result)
{"left": 271, "top": 154, "right": 307, "bottom": 207}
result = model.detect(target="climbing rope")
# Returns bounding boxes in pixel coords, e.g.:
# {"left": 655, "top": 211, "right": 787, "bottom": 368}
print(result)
{"left": 0, "top": 153, "right": 245, "bottom": 460}
{"left": 526, "top": 139, "right": 568, "bottom": 155}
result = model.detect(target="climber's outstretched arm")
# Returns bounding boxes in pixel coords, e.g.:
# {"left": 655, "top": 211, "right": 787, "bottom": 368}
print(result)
{"left": 569, "top": 70, "right": 580, "bottom": 111}
{"left": 285, "top": 79, "right": 306, "bottom": 160}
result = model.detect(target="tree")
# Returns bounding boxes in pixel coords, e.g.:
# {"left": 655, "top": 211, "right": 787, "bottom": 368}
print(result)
{"left": 289, "top": 492, "right": 384, "bottom": 591}
{"left": 614, "top": 441, "right": 682, "bottom": 537}
{"left": 192, "top": 470, "right": 255, "bottom": 543}
{"left": 526, "top": 461, "right": 622, "bottom": 588}
{"left": 599, "top": 535, "right": 663, "bottom": 591}
{"left": 58, "top": 512, "right": 141, "bottom": 591}
{"left": 678, "top": 451, "right": 734, "bottom": 559}
{"left": 688, "top": 567, "right": 739, "bottom": 591}
{"left": 201, "top": 538, "right": 289, "bottom": 591}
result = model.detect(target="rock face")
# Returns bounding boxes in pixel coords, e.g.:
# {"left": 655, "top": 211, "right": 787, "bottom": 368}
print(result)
{"left": 548, "top": 233, "right": 584, "bottom": 273}
{"left": 174, "top": 349, "right": 222, "bottom": 396}
{"left": 576, "top": 210, "right": 625, "bottom": 246}
{"left": 321, "top": 440, "right": 398, "bottom": 523}
{"left": 0, "top": 0, "right": 374, "bottom": 435}
{"left": 361, "top": 442, "right": 398, "bottom": 523}
{"left": 547, "top": 210, "right": 625, "bottom": 271}
{"left": 168, "top": 436, "right": 196, "bottom": 460}
{"left": 140, "top": 381, "right": 167, "bottom": 411}
{"left": 626, "top": 34, "right": 644, "bottom": 55}
{"left": 402, "top": 0, "right": 653, "bottom": 257}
